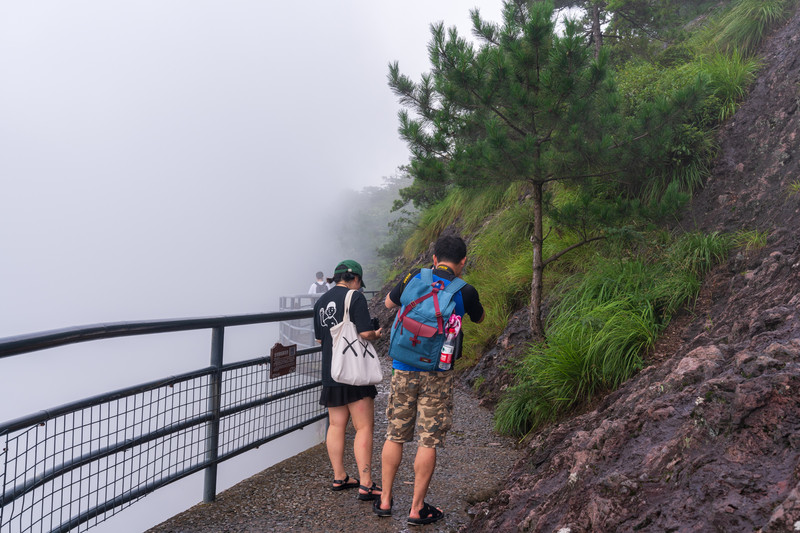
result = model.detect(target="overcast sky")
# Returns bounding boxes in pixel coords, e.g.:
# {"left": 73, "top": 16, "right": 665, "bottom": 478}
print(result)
{"left": 0, "top": 0, "right": 510, "bottom": 339}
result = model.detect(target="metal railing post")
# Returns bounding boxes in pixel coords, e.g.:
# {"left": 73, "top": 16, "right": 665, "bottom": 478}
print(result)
{"left": 203, "top": 326, "right": 224, "bottom": 503}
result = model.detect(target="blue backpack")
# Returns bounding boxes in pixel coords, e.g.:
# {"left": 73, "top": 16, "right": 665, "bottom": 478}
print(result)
{"left": 389, "top": 268, "right": 466, "bottom": 370}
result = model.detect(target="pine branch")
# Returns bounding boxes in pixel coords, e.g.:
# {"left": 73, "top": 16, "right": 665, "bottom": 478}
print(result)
{"left": 432, "top": 37, "right": 531, "bottom": 139}
{"left": 542, "top": 235, "right": 606, "bottom": 268}
{"left": 612, "top": 9, "right": 669, "bottom": 43}
{"left": 542, "top": 168, "right": 622, "bottom": 183}
{"left": 608, "top": 131, "right": 650, "bottom": 151}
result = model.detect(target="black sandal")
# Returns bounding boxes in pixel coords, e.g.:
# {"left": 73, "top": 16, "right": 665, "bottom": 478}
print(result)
{"left": 408, "top": 502, "right": 444, "bottom": 525}
{"left": 357, "top": 482, "right": 382, "bottom": 501}
{"left": 331, "top": 474, "right": 360, "bottom": 491}
{"left": 372, "top": 497, "right": 393, "bottom": 517}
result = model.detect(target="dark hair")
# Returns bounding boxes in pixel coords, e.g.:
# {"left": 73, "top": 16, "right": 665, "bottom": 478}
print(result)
{"left": 327, "top": 272, "right": 360, "bottom": 285}
{"left": 434, "top": 235, "right": 467, "bottom": 263}
{"left": 315, "top": 271, "right": 324, "bottom": 279}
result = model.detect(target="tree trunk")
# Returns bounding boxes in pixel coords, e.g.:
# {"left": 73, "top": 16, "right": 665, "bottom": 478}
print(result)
{"left": 591, "top": 3, "right": 603, "bottom": 60}
{"left": 529, "top": 181, "right": 545, "bottom": 339}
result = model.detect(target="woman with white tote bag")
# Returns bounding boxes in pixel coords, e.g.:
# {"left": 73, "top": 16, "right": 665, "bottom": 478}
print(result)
{"left": 313, "top": 259, "right": 384, "bottom": 502}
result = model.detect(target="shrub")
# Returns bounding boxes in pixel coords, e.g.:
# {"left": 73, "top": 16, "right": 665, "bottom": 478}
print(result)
{"left": 496, "top": 258, "right": 664, "bottom": 435}
{"left": 700, "top": 49, "right": 760, "bottom": 121}
{"left": 495, "top": 230, "right": 734, "bottom": 436}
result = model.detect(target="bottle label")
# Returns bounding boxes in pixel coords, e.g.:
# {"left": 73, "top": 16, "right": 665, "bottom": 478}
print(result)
{"left": 440, "top": 344, "right": 454, "bottom": 364}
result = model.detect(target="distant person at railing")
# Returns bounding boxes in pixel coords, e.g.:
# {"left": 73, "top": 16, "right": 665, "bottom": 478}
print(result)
{"left": 313, "top": 259, "right": 384, "bottom": 502}
{"left": 308, "top": 271, "right": 330, "bottom": 294}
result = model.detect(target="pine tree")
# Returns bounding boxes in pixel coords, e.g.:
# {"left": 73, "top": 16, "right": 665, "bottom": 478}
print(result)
{"left": 389, "top": 0, "right": 702, "bottom": 337}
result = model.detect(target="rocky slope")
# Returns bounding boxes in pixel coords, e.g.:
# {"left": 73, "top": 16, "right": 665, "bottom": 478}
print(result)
{"left": 463, "top": 5, "right": 800, "bottom": 533}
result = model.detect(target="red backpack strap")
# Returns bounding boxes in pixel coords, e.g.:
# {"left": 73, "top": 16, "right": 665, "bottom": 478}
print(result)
{"left": 432, "top": 290, "right": 444, "bottom": 334}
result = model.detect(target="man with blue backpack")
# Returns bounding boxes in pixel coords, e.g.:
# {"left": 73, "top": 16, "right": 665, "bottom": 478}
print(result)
{"left": 373, "top": 235, "right": 484, "bottom": 525}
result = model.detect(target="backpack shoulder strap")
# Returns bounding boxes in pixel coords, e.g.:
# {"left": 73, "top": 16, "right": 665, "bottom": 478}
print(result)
{"left": 420, "top": 268, "right": 433, "bottom": 285}
{"left": 444, "top": 276, "right": 466, "bottom": 294}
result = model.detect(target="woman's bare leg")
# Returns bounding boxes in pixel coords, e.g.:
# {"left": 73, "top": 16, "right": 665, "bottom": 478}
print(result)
{"left": 326, "top": 405, "right": 350, "bottom": 483}
{"left": 348, "top": 396, "right": 379, "bottom": 494}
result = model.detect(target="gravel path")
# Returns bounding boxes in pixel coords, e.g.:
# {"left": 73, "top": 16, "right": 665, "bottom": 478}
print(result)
{"left": 147, "top": 372, "right": 521, "bottom": 533}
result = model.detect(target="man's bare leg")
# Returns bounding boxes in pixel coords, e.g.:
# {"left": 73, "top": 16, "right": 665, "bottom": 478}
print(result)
{"left": 409, "top": 446, "right": 440, "bottom": 519}
{"left": 378, "top": 439, "right": 403, "bottom": 511}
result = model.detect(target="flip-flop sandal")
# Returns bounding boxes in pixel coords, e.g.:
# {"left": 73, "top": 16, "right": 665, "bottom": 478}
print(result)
{"left": 408, "top": 502, "right": 445, "bottom": 525}
{"left": 357, "top": 482, "right": 382, "bottom": 501}
{"left": 372, "top": 497, "right": 393, "bottom": 517}
{"left": 331, "top": 474, "right": 360, "bottom": 491}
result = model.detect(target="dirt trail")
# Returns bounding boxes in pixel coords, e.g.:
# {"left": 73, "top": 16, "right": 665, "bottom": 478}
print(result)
{"left": 147, "top": 366, "right": 521, "bottom": 533}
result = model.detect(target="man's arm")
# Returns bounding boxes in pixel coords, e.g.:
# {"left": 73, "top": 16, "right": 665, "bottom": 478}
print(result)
{"left": 385, "top": 292, "right": 399, "bottom": 309}
{"left": 462, "top": 284, "right": 485, "bottom": 324}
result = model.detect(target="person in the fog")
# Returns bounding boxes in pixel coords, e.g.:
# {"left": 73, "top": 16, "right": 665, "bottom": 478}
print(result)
{"left": 308, "top": 271, "right": 330, "bottom": 294}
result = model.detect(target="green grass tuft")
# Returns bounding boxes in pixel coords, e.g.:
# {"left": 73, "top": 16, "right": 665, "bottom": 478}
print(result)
{"left": 668, "top": 231, "right": 733, "bottom": 277}
{"left": 495, "top": 229, "right": 734, "bottom": 436}
{"left": 732, "top": 229, "right": 768, "bottom": 252}
{"left": 706, "top": 0, "right": 796, "bottom": 57}
{"left": 701, "top": 49, "right": 760, "bottom": 121}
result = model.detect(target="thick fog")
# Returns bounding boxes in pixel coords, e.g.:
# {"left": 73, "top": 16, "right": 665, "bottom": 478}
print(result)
{"left": 0, "top": 0, "right": 504, "bottom": 393}
{"left": 1, "top": 0, "right": 498, "bottom": 336}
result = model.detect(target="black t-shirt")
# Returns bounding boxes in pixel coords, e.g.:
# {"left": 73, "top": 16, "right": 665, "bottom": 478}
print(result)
{"left": 313, "top": 286, "right": 374, "bottom": 386}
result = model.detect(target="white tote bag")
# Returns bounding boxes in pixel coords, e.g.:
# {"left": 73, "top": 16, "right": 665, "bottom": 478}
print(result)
{"left": 330, "top": 290, "right": 383, "bottom": 386}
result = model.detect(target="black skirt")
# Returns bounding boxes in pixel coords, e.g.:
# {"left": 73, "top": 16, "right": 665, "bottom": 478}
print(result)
{"left": 319, "top": 384, "right": 377, "bottom": 408}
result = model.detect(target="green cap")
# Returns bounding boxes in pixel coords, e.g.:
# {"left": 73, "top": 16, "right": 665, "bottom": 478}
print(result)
{"left": 334, "top": 259, "right": 365, "bottom": 288}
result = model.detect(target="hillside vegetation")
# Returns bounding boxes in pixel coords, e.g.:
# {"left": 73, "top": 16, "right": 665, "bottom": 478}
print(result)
{"left": 374, "top": 0, "right": 798, "bottom": 438}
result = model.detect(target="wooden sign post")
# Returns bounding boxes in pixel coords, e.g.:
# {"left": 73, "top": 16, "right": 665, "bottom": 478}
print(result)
{"left": 270, "top": 342, "right": 297, "bottom": 379}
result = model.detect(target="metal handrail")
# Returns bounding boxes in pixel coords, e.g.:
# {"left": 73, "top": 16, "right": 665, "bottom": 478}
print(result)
{"left": 0, "top": 310, "right": 314, "bottom": 359}
{"left": 0, "top": 309, "right": 324, "bottom": 533}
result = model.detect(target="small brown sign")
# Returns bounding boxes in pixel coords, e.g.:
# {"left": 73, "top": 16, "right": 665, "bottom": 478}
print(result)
{"left": 270, "top": 342, "right": 297, "bottom": 378}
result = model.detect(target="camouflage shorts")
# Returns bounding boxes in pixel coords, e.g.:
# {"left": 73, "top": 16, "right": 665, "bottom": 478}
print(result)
{"left": 385, "top": 370, "right": 453, "bottom": 448}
